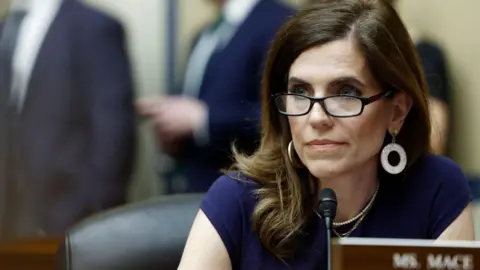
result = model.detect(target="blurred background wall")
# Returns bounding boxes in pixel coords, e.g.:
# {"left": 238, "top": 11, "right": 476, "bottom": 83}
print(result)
{"left": 0, "top": 2, "right": 8, "bottom": 18}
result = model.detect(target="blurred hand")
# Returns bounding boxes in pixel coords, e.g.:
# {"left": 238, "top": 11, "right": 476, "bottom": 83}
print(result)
{"left": 136, "top": 95, "right": 163, "bottom": 118}
{"left": 136, "top": 95, "right": 207, "bottom": 154}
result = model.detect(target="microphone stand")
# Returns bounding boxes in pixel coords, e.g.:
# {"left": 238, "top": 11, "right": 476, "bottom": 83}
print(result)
{"left": 318, "top": 188, "right": 337, "bottom": 270}
{"left": 325, "top": 216, "right": 333, "bottom": 270}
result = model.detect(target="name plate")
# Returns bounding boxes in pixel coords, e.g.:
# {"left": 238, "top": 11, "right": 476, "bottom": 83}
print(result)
{"left": 332, "top": 238, "right": 480, "bottom": 270}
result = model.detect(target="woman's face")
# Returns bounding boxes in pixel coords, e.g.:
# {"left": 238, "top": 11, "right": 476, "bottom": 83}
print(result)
{"left": 287, "top": 37, "right": 410, "bottom": 179}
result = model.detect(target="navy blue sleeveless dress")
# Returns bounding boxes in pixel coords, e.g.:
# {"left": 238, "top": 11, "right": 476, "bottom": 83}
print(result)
{"left": 200, "top": 154, "right": 472, "bottom": 270}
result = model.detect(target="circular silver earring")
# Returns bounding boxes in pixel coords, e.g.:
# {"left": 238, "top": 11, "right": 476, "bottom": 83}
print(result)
{"left": 381, "top": 129, "right": 407, "bottom": 174}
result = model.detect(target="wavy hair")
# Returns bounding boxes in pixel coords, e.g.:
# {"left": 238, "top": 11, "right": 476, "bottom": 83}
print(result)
{"left": 231, "top": 0, "right": 431, "bottom": 259}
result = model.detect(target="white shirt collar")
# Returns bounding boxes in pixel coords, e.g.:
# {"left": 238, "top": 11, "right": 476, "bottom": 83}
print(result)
{"left": 222, "top": 0, "right": 262, "bottom": 26}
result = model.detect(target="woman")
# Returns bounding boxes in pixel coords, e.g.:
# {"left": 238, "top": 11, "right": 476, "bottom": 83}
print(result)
{"left": 178, "top": 1, "right": 474, "bottom": 269}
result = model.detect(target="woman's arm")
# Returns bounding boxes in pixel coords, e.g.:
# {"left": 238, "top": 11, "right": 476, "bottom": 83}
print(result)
{"left": 178, "top": 210, "right": 233, "bottom": 270}
{"left": 437, "top": 203, "right": 475, "bottom": 241}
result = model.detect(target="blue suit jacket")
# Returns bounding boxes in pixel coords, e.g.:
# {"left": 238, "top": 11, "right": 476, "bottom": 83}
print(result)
{"left": 0, "top": 0, "right": 136, "bottom": 237}
{"left": 167, "top": 0, "right": 293, "bottom": 193}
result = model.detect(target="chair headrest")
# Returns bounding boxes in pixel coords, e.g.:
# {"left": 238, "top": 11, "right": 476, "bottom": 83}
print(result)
{"left": 57, "top": 193, "right": 204, "bottom": 270}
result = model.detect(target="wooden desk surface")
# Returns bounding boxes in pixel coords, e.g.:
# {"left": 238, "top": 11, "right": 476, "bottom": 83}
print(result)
{"left": 0, "top": 237, "right": 61, "bottom": 270}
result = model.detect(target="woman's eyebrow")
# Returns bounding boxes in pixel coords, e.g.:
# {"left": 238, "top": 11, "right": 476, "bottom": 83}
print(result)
{"left": 328, "top": 76, "right": 366, "bottom": 88}
{"left": 287, "top": 76, "right": 310, "bottom": 85}
{"left": 288, "top": 75, "right": 366, "bottom": 87}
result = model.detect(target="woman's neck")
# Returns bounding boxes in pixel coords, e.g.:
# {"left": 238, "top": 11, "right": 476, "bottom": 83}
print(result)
{"left": 317, "top": 159, "right": 379, "bottom": 222}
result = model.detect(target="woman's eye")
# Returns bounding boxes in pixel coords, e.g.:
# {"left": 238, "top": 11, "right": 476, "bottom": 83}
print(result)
{"left": 288, "top": 85, "right": 309, "bottom": 95}
{"left": 338, "top": 85, "right": 361, "bottom": 96}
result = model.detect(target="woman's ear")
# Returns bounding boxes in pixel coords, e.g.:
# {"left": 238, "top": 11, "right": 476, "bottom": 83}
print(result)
{"left": 389, "top": 91, "right": 413, "bottom": 130}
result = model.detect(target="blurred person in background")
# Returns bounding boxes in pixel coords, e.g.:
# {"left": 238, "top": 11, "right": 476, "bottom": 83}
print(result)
{"left": 307, "top": 0, "right": 451, "bottom": 155}
{"left": 0, "top": 0, "right": 136, "bottom": 239}
{"left": 137, "top": 0, "right": 293, "bottom": 193}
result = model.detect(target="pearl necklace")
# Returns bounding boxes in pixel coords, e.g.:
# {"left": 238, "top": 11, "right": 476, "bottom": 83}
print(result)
{"left": 332, "top": 183, "right": 379, "bottom": 228}
{"left": 314, "top": 183, "right": 380, "bottom": 237}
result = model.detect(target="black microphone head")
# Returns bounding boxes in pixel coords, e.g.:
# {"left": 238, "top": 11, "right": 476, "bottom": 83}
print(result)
{"left": 318, "top": 188, "right": 338, "bottom": 219}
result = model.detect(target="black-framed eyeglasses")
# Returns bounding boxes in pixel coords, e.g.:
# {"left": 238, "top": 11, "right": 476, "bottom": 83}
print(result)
{"left": 273, "top": 91, "right": 393, "bottom": 117}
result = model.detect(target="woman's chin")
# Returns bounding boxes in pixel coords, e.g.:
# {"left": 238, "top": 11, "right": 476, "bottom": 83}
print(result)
{"left": 304, "top": 160, "right": 346, "bottom": 179}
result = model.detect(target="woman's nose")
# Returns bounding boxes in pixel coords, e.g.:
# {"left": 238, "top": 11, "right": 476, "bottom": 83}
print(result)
{"left": 308, "top": 102, "right": 333, "bottom": 128}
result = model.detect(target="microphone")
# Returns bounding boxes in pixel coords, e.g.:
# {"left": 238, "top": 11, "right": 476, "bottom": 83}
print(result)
{"left": 318, "top": 188, "right": 338, "bottom": 270}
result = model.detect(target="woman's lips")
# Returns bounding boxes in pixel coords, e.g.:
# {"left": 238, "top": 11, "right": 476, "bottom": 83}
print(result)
{"left": 306, "top": 139, "right": 346, "bottom": 151}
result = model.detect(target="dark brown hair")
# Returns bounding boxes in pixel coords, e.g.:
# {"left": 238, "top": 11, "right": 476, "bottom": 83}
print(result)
{"left": 231, "top": 0, "right": 430, "bottom": 259}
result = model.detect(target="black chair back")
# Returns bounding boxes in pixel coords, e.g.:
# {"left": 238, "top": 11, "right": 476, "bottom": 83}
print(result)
{"left": 56, "top": 193, "right": 203, "bottom": 270}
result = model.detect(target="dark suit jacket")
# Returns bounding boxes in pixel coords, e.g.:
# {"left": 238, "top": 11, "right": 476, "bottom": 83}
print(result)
{"left": 167, "top": 0, "right": 293, "bottom": 193}
{"left": 0, "top": 0, "right": 136, "bottom": 238}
